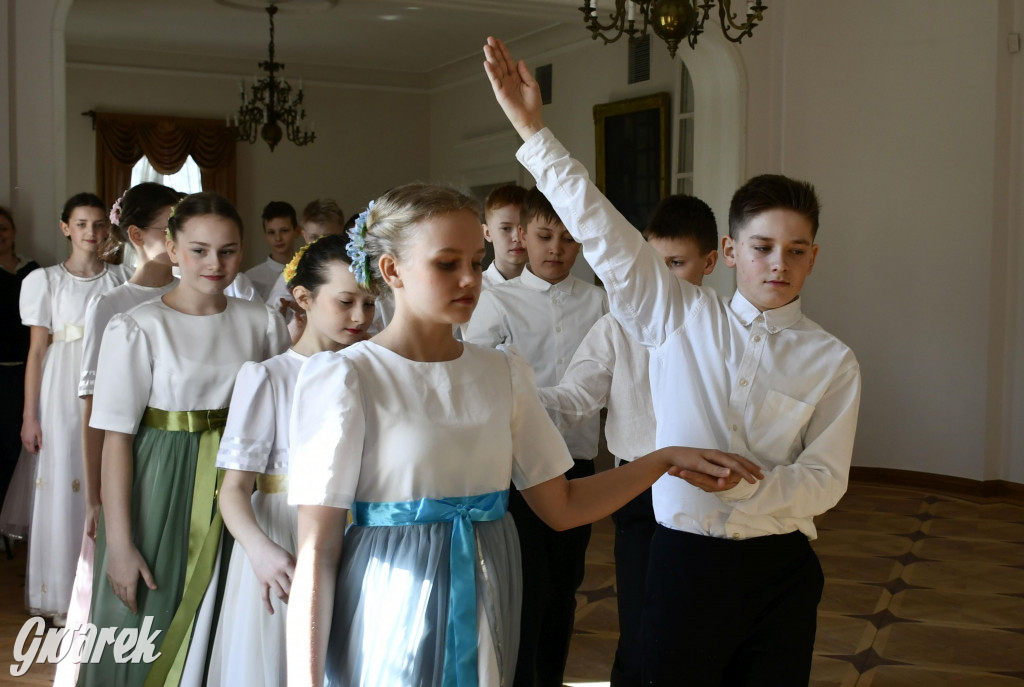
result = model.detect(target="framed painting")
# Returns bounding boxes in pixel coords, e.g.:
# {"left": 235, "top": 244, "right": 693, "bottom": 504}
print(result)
{"left": 594, "top": 92, "right": 671, "bottom": 232}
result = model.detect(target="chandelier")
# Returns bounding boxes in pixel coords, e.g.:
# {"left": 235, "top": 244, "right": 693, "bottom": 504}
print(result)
{"left": 233, "top": 3, "right": 315, "bottom": 151}
{"left": 580, "top": 0, "right": 767, "bottom": 57}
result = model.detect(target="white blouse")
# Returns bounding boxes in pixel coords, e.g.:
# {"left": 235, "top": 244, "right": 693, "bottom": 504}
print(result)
{"left": 216, "top": 348, "right": 306, "bottom": 475}
{"left": 90, "top": 298, "right": 289, "bottom": 435}
{"left": 20, "top": 264, "right": 131, "bottom": 334}
{"left": 288, "top": 341, "right": 574, "bottom": 509}
{"left": 78, "top": 280, "right": 178, "bottom": 397}
{"left": 245, "top": 257, "right": 286, "bottom": 302}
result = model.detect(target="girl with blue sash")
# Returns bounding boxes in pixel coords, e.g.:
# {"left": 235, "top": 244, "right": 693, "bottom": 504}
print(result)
{"left": 286, "top": 185, "right": 763, "bottom": 687}
{"left": 81, "top": 193, "right": 288, "bottom": 687}
{"left": 207, "top": 235, "right": 377, "bottom": 686}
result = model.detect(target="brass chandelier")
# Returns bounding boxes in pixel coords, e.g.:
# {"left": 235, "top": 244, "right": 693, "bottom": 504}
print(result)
{"left": 580, "top": 0, "right": 767, "bottom": 57}
{"left": 234, "top": 3, "right": 316, "bottom": 151}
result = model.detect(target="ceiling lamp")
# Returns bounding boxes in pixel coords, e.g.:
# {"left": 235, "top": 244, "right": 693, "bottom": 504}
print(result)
{"left": 233, "top": 3, "right": 315, "bottom": 151}
{"left": 580, "top": 0, "right": 767, "bottom": 57}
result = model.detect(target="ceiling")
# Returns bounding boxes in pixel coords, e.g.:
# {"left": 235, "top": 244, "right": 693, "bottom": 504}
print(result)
{"left": 64, "top": 0, "right": 585, "bottom": 77}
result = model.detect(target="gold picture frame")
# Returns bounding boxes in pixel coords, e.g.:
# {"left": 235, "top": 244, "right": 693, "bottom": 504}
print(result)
{"left": 594, "top": 92, "right": 671, "bottom": 231}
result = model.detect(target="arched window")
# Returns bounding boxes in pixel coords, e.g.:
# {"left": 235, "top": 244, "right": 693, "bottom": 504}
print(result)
{"left": 130, "top": 154, "right": 202, "bottom": 194}
{"left": 672, "top": 62, "right": 695, "bottom": 195}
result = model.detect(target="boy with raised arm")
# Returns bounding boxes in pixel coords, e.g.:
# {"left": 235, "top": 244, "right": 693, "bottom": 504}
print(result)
{"left": 484, "top": 37, "right": 861, "bottom": 686}
{"left": 537, "top": 193, "right": 718, "bottom": 687}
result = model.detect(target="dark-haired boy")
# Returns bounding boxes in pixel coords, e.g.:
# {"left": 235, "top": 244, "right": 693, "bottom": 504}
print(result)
{"left": 537, "top": 194, "right": 718, "bottom": 687}
{"left": 246, "top": 200, "right": 298, "bottom": 300}
{"left": 485, "top": 37, "right": 860, "bottom": 686}
{"left": 463, "top": 186, "right": 608, "bottom": 687}
{"left": 481, "top": 184, "right": 528, "bottom": 288}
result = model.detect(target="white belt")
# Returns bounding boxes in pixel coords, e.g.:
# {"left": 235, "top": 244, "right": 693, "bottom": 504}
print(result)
{"left": 52, "top": 324, "right": 85, "bottom": 343}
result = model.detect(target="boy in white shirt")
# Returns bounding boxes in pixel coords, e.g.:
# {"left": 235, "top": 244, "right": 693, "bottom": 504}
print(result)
{"left": 245, "top": 201, "right": 298, "bottom": 300}
{"left": 485, "top": 37, "right": 861, "bottom": 687}
{"left": 264, "top": 198, "right": 346, "bottom": 314}
{"left": 481, "top": 184, "right": 528, "bottom": 288}
{"left": 463, "top": 187, "right": 608, "bottom": 687}
{"left": 537, "top": 194, "right": 718, "bottom": 687}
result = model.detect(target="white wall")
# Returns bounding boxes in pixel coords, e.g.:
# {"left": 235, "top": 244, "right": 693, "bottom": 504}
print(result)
{"left": 65, "top": 63, "right": 430, "bottom": 270}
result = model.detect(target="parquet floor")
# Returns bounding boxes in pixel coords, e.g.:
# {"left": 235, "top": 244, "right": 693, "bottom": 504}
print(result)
{"left": 1, "top": 481, "right": 1022, "bottom": 686}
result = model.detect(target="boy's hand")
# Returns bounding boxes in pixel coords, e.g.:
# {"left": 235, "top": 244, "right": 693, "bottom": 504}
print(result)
{"left": 663, "top": 448, "right": 763, "bottom": 492}
{"left": 483, "top": 36, "right": 545, "bottom": 142}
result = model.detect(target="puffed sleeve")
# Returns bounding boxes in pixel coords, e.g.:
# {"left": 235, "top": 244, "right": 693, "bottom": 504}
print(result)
{"left": 263, "top": 304, "right": 289, "bottom": 358}
{"left": 90, "top": 314, "right": 152, "bottom": 434}
{"left": 503, "top": 345, "right": 575, "bottom": 490}
{"left": 461, "top": 289, "right": 510, "bottom": 348}
{"left": 19, "top": 268, "right": 51, "bottom": 329}
{"left": 78, "top": 294, "right": 117, "bottom": 397}
{"left": 287, "top": 350, "right": 364, "bottom": 509}
{"left": 217, "top": 361, "right": 283, "bottom": 473}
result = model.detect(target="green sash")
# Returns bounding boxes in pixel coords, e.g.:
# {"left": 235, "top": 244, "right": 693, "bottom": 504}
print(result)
{"left": 140, "top": 407, "right": 228, "bottom": 687}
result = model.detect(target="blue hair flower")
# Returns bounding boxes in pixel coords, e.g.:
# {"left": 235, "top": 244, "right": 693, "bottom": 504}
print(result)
{"left": 346, "top": 200, "right": 374, "bottom": 289}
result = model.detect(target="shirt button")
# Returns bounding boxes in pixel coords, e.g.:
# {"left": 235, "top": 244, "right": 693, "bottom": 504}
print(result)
{"left": 557, "top": 358, "right": 564, "bottom": 364}
{"left": 731, "top": 533, "right": 740, "bottom": 540}
{"left": 739, "top": 378, "right": 748, "bottom": 387}
{"left": 753, "top": 335, "right": 761, "bottom": 343}
{"left": 555, "top": 326, "right": 561, "bottom": 333}
{"left": 732, "top": 424, "right": 738, "bottom": 432}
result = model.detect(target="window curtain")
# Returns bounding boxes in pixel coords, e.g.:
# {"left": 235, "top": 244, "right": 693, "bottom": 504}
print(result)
{"left": 94, "top": 112, "right": 236, "bottom": 207}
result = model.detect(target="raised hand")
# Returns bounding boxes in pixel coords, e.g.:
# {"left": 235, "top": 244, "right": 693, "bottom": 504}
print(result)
{"left": 482, "top": 36, "right": 545, "bottom": 141}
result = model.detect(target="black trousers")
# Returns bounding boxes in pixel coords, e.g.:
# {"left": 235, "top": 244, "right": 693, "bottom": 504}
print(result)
{"left": 609, "top": 481, "right": 656, "bottom": 687}
{"left": 511, "top": 458, "right": 594, "bottom": 687}
{"left": 0, "top": 365, "right": 26, "bottom": 505}
{"left": 641, "top": 526, "right": 824, "bottom": 687}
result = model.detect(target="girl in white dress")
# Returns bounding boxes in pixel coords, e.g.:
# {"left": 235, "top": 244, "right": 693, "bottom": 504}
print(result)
{"left": 207, "top": 234, "right": 376, "bottom": 687}
{"left": 19, "top": 192, "right": 131, "bottom": 621}
{"left": 285, "top": 185, "right": 763, "bottom": 687}
{"left": 54, "top": 181, "right": 183, "bottom": 687}
{"left": 81, "top": 192, "right": 288, "bottom": 687}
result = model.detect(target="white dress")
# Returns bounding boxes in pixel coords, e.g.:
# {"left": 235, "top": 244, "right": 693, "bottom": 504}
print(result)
{"left": 18, "top": 263, "right": 130, "bottom": 616}
{"left": 245, "top": 256, "right": 286, "bottom": 301}
{"left": 54, "top": 277, "right": 179, "bottom": 687}
{"left": 288, "top": 341, "right": 574, "bottom": 687}
{"left": 207, "top": 348, "right": 305, "bottom": 687}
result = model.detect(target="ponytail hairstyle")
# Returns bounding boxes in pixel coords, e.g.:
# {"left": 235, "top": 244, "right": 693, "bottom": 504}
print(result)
{"left": 103, "top": 182, "right": 183, "bottom": 261}
{"left": 166, "top": 192, "right": 244, "bottom": 241}
{"left": 356, "top": 184, "right": 479, "bottom": 296}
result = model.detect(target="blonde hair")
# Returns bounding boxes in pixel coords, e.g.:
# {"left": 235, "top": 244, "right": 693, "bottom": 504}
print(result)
{"left": 363, "top": 184, "right": 480, "bottom": 293}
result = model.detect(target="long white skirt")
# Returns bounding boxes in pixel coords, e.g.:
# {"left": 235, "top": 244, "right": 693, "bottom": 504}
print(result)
{"left": 207, "top": 490, "right": 298, "bottom": 687}
{"left": 0, "top": 448, "right": 36, "bottom": 540}
{"left": 325, "top": 514, "right": 522, "bottom": 687}
{"left": 26, "top": 339, "right": 86, "bottom": 616}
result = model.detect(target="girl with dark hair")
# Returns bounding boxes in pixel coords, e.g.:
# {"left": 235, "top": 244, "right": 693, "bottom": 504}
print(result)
{"left": 52, "top": 181, "right": 183, "bottom": 687}
{"left": 208, "top": 234, "right": 376, "bottom": 686}
{"left": 17, "top": 192, "right": 131, "bottom": 624}
{"left": 80, "top": 192, "right": 288, "bottom": 686}
{"left": 0, "top": 206, "right": 39, "bottom": 538}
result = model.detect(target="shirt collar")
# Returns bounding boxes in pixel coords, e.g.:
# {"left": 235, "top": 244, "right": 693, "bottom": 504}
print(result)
{"left": 484, "top": 262, "right": 506, "bottom": 282}
{"left": 519, "top": 266, "right": 575, "bottom": 294}
{"left": 729, "top": 290, "right": 804, "bottom": 333}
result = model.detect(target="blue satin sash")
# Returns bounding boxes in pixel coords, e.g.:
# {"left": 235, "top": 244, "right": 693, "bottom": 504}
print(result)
{"left": 352, "top": 490, "right": 510, "bottom": 687}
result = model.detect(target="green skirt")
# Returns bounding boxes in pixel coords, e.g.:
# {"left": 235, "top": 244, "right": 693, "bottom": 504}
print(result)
{"left": 79, "top": 408, "right": 227, "bottom": 687}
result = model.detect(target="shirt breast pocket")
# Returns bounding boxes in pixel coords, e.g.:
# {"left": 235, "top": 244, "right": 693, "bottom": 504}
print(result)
{"left": 749, "top": 389, "right": 815, "bottom": 464}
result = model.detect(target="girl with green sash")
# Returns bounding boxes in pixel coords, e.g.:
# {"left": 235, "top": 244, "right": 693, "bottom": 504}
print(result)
{"left": 81, "top": 192, "right": 289, "bottom": 687}
{"left": 285, "top": 185, "right": 763, "bottom": 687}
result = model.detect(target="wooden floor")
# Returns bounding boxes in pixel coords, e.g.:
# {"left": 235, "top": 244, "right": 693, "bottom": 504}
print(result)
{"left": 2, "top": 481, "right": 1023, "bottom": 686}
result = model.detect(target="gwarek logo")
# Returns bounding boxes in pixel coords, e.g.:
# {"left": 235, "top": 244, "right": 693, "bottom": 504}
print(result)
{"left": 10, "top": 616, "right": 162, "bottom": 677}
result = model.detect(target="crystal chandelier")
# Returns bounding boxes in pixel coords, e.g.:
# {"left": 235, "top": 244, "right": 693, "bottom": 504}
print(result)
{"left": 580, "top": 0, "right": 767, "bottom": 57}
{"left": 233, "top": 3, "right": 315, "bottom": 151}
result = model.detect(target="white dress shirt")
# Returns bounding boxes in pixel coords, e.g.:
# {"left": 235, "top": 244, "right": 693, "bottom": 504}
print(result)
{"left": 463, "top": 267, "right": 608, "bottom": 460}
{"left": 481, "top": 262, "right": 509, "bottom": 289}
{"left": 245, "top": 256, "right": 287, "bottom": 301}
{"left": 518, "top": 129, "right": 861, "bottom": 541}
{"left": 537, "top": 312, "right": 655, "bottom": 463}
